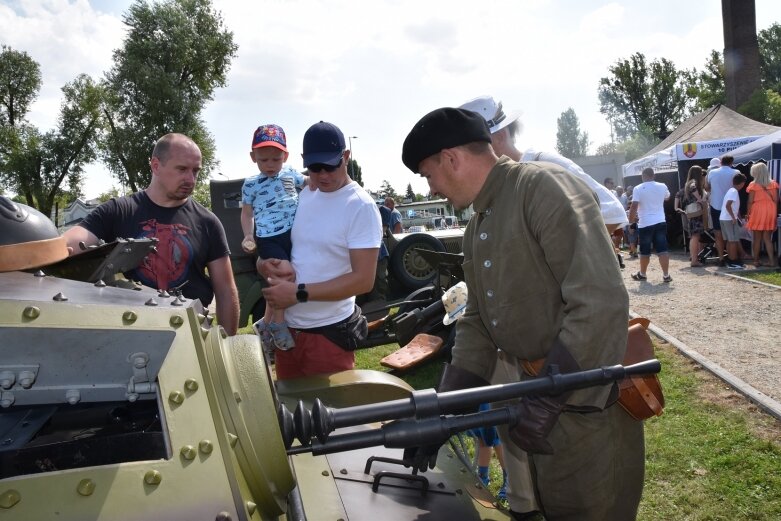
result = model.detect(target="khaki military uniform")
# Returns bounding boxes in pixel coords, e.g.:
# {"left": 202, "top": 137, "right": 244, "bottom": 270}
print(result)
{"left": 452, "top": 157, "right": 644, "bottom": 520}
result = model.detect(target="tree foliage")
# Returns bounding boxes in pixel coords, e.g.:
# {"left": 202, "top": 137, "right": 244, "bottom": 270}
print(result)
{"left": 378, "top": 180, "right": 399, "bottom": 200}
{"left": 598, "top": 53, "right": 690, "bottom": 141}
{"left": 688, "top": 50, "right": 726, "bottom": 113}
{"left": 0, "top": 46, "right": 41, "bottom": 127}
{"left": 102, "top": 0, "right": 237, "bottom": 192}
{"left": 758, "top": 22, "right": 781, "bottom": 92}
{"left": 555, "top": 108, "right": 589, "bottom": 158}
{"left": 348, "top": 158, "right": 363, "bottom": 186}
{"left": 405, "top": 183, "right": 415, "bottom": 201}
{"left": 0, "top": 44, "right": 104, "bottom": 216}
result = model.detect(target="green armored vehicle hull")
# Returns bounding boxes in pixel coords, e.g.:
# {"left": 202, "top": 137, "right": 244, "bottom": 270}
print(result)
{"left": 0, "top": 269, "right": 511, "bottom": 521}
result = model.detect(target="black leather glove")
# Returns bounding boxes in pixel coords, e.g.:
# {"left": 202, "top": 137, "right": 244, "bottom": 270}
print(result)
{"left": 509, "top": 394, "right": 567, "bottom": 454}
{"left": 403, "top": 363, "right": 488, "bottom": 472}
{"left": 509, "top": 340, "right": 580, "bottom": 455}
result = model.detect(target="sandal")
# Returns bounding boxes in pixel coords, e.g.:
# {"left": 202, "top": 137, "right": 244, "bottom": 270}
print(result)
{"left": 252, "top": 318, "right": 277, "bottom": 351}
{"left": 631, "top": 272, "right": 647, "bottom": 281}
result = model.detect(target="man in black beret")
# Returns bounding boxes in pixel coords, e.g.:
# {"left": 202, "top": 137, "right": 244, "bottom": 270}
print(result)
{"left": 402, "top": 108, "right": 644, "bottom": 521}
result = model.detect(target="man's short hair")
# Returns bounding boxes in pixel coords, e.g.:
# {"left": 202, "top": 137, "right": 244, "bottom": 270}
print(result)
{"left": 641, "top": 167, "right": 654, "bottom": 178}
{"left": 721, "top": 154, "right": 734, "bottom": 166}
{"left": 732, "top": 172, "right": 746, "bottom": 185}
{"left": 152, "top": 133, "right": 195, "bottom": 163}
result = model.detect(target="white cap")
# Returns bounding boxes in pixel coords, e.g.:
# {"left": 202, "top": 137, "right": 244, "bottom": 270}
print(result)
{"left": 708, "top": 157, "right": 721, "bottom": 169}
{"left": 459, "top": 95, "right": 521, "bottom": 134}
{"left": 442, "top": 282, "right": 468, "bottom": 325}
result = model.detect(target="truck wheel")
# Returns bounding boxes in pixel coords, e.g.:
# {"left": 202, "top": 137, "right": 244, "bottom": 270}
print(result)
{"left": 389, "top": 233, "right": 446, "bottom": 290}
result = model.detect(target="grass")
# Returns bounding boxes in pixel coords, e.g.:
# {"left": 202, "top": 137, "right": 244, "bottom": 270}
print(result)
{"left": 351, "top": 339, "right": 781, "bottom": 520}
{"left": 738, "top": 269, "right": 781, "bottom": 287}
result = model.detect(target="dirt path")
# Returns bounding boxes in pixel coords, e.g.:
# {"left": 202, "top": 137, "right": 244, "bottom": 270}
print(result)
{"left": 620, "top": 252, "right": 781, "bottom": 403}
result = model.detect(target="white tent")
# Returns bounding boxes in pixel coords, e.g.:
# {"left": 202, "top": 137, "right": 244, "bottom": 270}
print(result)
{"left": 730, "top": 129, "right": 781, "bottom": 164}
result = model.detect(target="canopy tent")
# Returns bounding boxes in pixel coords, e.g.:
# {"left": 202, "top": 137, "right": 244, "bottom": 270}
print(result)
{"left": 729, "top": 129, "right": 781, "bottom": 182}
{"left": 622, "top": 104, "right": 780, "bottom": 178}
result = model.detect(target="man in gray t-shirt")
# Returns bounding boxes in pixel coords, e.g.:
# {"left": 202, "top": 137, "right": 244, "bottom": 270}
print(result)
{"left": 707, "top": 154, "right": 740, "bottom": 264}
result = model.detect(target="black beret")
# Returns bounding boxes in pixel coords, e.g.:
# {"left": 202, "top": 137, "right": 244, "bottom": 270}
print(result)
{"left": 401, "top": 107, "right": 492, "bottom": 173}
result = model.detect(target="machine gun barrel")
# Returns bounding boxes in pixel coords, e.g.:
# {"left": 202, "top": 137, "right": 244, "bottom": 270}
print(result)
{"left": 284, "top": 359, "right": 660, "bottom": 450}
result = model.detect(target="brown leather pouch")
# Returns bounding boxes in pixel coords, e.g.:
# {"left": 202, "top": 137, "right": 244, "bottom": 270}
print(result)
{"left": 620, "top": 318, "right": 665, "bottom": 420}
{"left": 520, "top": 317, "right": 664, "bottom": 421}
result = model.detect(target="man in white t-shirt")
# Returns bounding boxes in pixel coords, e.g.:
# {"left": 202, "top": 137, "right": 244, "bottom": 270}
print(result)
{"left": 261, "top": 121, "right": 382, "bottom": 379}
{"left": 707, "top": 154, "right": 741, "bottom": 265}
{"left": 629, "top": 167, "right": 672, "bottom": 282}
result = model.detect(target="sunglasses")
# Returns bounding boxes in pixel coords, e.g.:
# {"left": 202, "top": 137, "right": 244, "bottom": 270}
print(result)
{"left": 308, "top": 158, "right": 343, "bottom": 173}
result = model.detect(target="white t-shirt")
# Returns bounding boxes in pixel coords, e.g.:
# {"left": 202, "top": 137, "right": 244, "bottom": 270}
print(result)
{"left": 286, "top": 181, "right": 382, "bottom": 328}
{"left": 719, "top": 187, "right": 741, "bottom": 221}
{"left": 707, "top": 166, "right": 739, "bottom": 210}
{"left": 632, "top": 180, "right": 669, "bottom": 228}
{"left": 522, "top": 149, "right": 628, "bottom": 226}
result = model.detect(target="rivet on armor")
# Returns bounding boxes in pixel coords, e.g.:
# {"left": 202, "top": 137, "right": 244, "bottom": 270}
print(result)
{"left": 321, "top": 470, "right": 330, "bottom": 476}
{"left": 0, "top": 393, "right": 15, "bottom": 408}
{"left": 34, "top": 270, "right": 46, "bottom": 277}
{"left": 171, "top": 299, "right": 183, "bottom": 307}
{"left": 158, "top": 289, "right": 170, "bottom": 298}
{"left": 170, "top": 315, "right": 184, "bottom": 328}
{"left": 168, "top": 391, "right": 184, "bottom": 405}
{"left": 246, "top": 502, "right": 257, "bottom": 515}
{"left": 22, "top": 306, "right": 40, "bottom": 319}
{"left": 65, "top": 389, "right": 81, "bottom": 405}
{"left": 199, "top": 440, "right": 213, "bottom": 454}
{"left": 184, "top": 378, "right": 199, "bottom": 392}
{"left": 144, "top": 470, "right": 162, "bottom": 486}
{"left": 197, "top": 313, "right": 207, "bottom": 323}
{"left": 227, "top": 433, "right": 239, "bottom": 447}
{"left": 94, "top": 279, "right": 107, "bottom": 287}
{"left": 53, "top": 292, "right": 68, "bottom": 301}
{"left": 215, "top": 512, "right": 232, "bottom": 521}
{"left": 180, "top": 445, "right": 197, "bottom": 460}
{"left": 122, "top": 311, "right": 138, "bottom": 324}
{"left": 17, "top": 371, "right": 35, "bottom": 389}
{"left": 0, "top": 489, "right": 21, "bottom": 509}
{"left": 145, "top": 298, "right": 158, "bottom": 307}
{"left": 77, "top": 479, "right": 95, "bottom": 496}
{"left": 0, "top": 371, "right": 15, "bottom": 389}
{"left": 220, "top": 327, "right": 227, "bottom": 339}
{"left": 233, "top": 391, "right": 242, "bottom": 403}
{"left": 339, "top": 468, "right": 348, "bottom": 475}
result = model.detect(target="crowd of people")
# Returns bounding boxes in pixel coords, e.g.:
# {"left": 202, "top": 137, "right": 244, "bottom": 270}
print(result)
{"left": 0, "top": 94, "right": 769, "bottom": 521}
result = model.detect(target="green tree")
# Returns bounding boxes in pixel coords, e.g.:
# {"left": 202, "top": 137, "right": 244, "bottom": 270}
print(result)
{"left": 598, "top": 53, "right": 690, "bottom": 141}
{"left": 595, "top": 142, "right": 617, "bottom": 156}
{"left": 190, "top": 180, "right": 211, "bottom": 209}
{"left": 0, "top": 45, "right": 104, "bottom": 216}
{"left": 556, "top": 107, "right": 589, "bottom": 158}
{"left": 688, "top": 50, "right": 726, "bottom": 112}
{"left": 102, "top": 0, "right": 237, "bottom": 192}
{"left": 0, "top": 46, "right": 41, "bottom": 127}
{"left": 758, "top": 22, "right": 781, "bottom": 92}
{"left": 405, "top": 183, "right": 415, "bottom": 201}
{"left": 348, "top": 158, "right": 363, "bottom": 186}
{"left": 378, "top": 180, "right": 399, "bottom": 200}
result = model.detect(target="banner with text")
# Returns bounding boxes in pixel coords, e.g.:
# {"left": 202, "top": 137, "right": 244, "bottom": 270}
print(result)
{"left": 675, "top": 136, "right": 762, "bottom": 161}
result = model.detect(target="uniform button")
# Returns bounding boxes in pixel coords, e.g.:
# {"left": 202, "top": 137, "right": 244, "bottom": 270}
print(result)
{"left": 491, "top": 319, "right": 498, "bottom": 327}
{"left": 487, "top": 290, "right": 494, "bottom": 298}
{"left": 480, "top": 232, "right": 488, "bottom": 240}
{"left": 486, "top": 208, "right": 492, "bottom": 216}
{"left": 483, "top": 260, "right": 492, "bottom": 268}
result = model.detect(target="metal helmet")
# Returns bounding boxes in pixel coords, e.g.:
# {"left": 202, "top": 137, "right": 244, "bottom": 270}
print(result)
{"left": 0, "top": 196, "right": 69, "bottom": 272}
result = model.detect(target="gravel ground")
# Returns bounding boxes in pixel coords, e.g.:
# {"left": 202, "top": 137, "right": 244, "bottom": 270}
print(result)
{"left": 621, "top": 251, "right": 781, "bottom": 403}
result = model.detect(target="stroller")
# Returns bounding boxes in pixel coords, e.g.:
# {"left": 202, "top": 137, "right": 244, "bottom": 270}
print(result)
{"left": 681, "top": 211, "right": 718, "bottom": 265}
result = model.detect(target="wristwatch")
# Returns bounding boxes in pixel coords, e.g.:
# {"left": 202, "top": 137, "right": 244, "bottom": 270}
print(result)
{"left": 296, "top": 283, "right": 308, "bottom": 303}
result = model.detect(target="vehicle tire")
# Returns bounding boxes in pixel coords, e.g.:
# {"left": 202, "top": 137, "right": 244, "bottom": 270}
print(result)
{"left": 389, "top": 233, "right": 446, "bottom": 291}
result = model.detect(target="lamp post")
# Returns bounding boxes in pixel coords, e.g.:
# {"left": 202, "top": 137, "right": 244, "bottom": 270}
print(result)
{"left": 348, "top": 136, "right": 358, "bottom": 179}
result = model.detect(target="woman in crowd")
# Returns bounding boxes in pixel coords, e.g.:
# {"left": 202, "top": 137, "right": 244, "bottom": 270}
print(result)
{"left": 675, "top": 165, "right": 708, "bottom": 267}
{"left": 746, "top": 162, "right": 779, "bottom": 267}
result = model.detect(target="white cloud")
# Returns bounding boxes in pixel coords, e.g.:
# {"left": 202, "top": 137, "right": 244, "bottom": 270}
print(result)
{"left": 1, "top": 0, "right": 779, "bottom": 197}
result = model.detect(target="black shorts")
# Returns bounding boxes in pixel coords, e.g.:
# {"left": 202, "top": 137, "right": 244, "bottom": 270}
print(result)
{"left": 256, "top": 230, "right": 292, "bottom": 260}
{"left": 709, "top": 206, "right": 721, "bottom": 231}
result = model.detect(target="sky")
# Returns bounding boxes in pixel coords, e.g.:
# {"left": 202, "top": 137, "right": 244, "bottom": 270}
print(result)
{"left": 1, "top": 0, "right": 779, "bottom": 199}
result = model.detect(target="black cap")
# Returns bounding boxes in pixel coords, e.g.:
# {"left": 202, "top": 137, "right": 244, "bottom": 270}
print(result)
{"left": 402, "top": 107, "right": 492, "bottom": 173}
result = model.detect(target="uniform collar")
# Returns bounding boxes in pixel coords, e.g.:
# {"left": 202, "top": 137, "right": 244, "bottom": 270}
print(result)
{"left": 472, "top": 156, "right": 514, "bottom": 214}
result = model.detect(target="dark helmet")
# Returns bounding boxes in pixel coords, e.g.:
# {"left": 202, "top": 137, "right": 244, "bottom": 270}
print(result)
{"left": 0, "top": 196, "right": 68, "bottom": 272}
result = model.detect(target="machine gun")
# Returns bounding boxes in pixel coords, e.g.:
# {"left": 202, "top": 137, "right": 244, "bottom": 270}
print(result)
{"left": 282, "top": 359, "right": 661, "bottom": 456}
